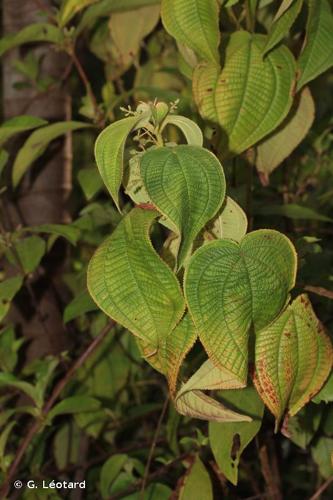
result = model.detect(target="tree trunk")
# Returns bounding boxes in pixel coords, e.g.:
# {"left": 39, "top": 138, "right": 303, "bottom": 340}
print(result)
{"left": 2, "top": 0, "right": 71, "bottom": 356}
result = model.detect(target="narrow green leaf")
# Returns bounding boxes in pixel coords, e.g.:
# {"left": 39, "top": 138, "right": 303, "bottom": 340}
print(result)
{"left": 0, "top": 326, "right": 24, "bottom": 372}
{"left": 297, "top": 0, "right": 333, "bottom": 90}
{"left": 48, "top": 396, "right": 101, "bottom": 421}
{"left": 264, "top": 0, "right": 303, "bottom": 55}
{"left": 193, "top": 31, "right": 296, "bottom": 156}
{"left": 95, "top": 115, "right": 148, "bottom": 210}
{"left": 87, "top": 208, "right": 185, "bottom": 349}
{"left": 185, "top": 230, "right": 297, "bottom": 384}
{"left": 77, "top": 0, "right": 161, "bottom": 34}
{"left": 161, "top": 115, "right": 203, "bottom": 146}
{"left": 0, "top": 276, "right": 23, "bottom": 322}
{"left": 209, "top": 386, "right": 264, "bottom": 484}
{"left": 100, "top": 454, "right": 128, "bottom": 499}
{"left": 64, "top": 290, "right": 98, "bottom": 323}
{"left": 273, "top": 0, "right": 296, "bottom": 21}
{"left": 140, "top": 145, "right": 226, "bottom": 268}
{"left": 178, "top": 456, "right": 213, "bottom": 500}
{"left": 0, "top": 116, "right": 47, "bottom": 148}
{"left": 0, "top": 150, "right": 9, "bottom": 178}
{"left": 0, "top": 373, "right": 39, "bottom": 405}
{"left": 206, "top": 196, "right": 247, "bottom": 243}
{"left": 0, "top": 24, "right": 63, "bottom": 56}
{"left": 254, "top": 295, "right": 333, "bottom": 428}
{"left": 0, "top": 422, "right": 16, "bottom": 470}
{"left": 161, "top": 0, "right": 220, "bottom": 63}
{"left": 12, "top": 121, "right": 90, "bottom": 188}
{"left": 256, "top": 87, "right": 314, "bottom": 182}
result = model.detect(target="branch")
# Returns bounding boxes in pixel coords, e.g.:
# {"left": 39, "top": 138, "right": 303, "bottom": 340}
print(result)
{"left": 309, "top": 476, "right": 333, "bottom": 500}
{"left": 0, "top": 320, "right": 115, "bottom": 498}
{"left": 140, "top": 396, "right": 170, "bottom": 498}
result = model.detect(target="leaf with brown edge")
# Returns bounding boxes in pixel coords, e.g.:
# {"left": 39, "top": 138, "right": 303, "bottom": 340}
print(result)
{"left": 254, "top": 294, "right": 333, "bottom": 430}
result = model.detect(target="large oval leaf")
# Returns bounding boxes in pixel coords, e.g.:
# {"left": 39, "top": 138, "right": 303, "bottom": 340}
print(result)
{"left": 87, "top": 208, "right": 185, "bottom": 348}
{"left": 184, "top": 230, "right": 297, "bottom": 384}
{"left": 193, "top": 31, "right": 296, "bottom": 156}
{"left": 95, "top": 115, "right": 148, "bottom": 211}
{"left": 256, "top": 86, "right": 315, "bottom": 183}
{"left": 140, "top": 145, "right": 226, "bottom": 268}
{"left": 161, "top": 0, "right": 220, "bottom": 63}
{"left": 297, "top": 0, "right": 333, "bottom": 91}
{"left": 254, "top": 294, "right": 333, "bottom": 428}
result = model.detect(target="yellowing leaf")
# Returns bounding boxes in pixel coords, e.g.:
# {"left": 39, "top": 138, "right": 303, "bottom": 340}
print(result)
{"left": 109, "top": 5, "right": 160, "bottom": 69}
{"left": 254, "top": 295, "right": 333, "bottom": 428}
{"left": 193, "top": 31, "right": 296, "bottom": 156}
{"left": 161, "top": 0, "right": 220, "bottom": 63}
{"left": 87, "top": 208, "right": 185, "bottom": 349}
{"left": 140, "top": 145, "right": 226, "bottom": 268}
{"left": 59, "top": 0, "right": 98, "bottom": 27}
{"left": 256, "top": 87, "right": 315, "bottom": 182}
{"left": 297, "top": 0, "right": 333, "bottom": 90}
{"left": 185, "top": 230, "right": 297, "bottom": 384}
{"left": 206, "top": 196, "right": 247, "bottom": 243}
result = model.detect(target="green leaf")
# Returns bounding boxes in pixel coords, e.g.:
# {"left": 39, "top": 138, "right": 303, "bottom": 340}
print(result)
{"left": 161, "top": 0, "right": 220, "bottom": 63}
{"left": 0, "top": 276, "right": 23, "bottom": 321}
{"left": 12, "top": 121, "right": 90, "bottom": 188}
{"left": 206, "top": 196, "right": 247, "bottom": 243}
{"left": 87, "top": 208, "right": 185, "bottom": 349}
{"left": 255, "top": 203, "right": 333, "bottom": 222}
{"left": 140, "top": 145, "right": 226, "bottom": 268}
{"left": 178, "top": 455, "right": 213, "bottom": 500}
{"left": 284, "top": 404, "right": 322, "bottom": 449}
{"left": 77, "top": 167, "right": 104, "bottom": 200}
{"left": 193, "top": 31, "right": 296, "bottom": 156}
{"left": 0, "top": 326, "right": 24, "bottom": 372}
{"left": 109, "top": 5, "right": 160, "bottom": 69}
{"left": 312, "top": 372, "right": 333, "bottom": 404}
{"left": 59, "top": 0, "right": 98, "bottom": 27}
{"left": 77, "top": 0, "right": 161, "bottom": 34}
{"left": 100, "top": 454, "right": 128, "bottom": 499}
{"left": 209, "top": 386, "right": 264, "bottom": 485}
{"left": 0, "top": 115, "right": 47, "bottom": 148}
{"left": 95, "top": 114, "right": 149, "bottom": 211}
{"left": 264, "top": 0, "right": 303, "bottom": 55}
{"left": 161, "top": 115, "right": 203, "bottom": 146}
{"left": 311, "top": 437, "right": 333, "bottom": 479}
{"left": 13, "top": 236, "right": 46, "bottom": 274}
{"left": 0, "top": 149, "right": 9, "bottom": 178}
{"left": 254, "top": 295, "right": 333, "bottom": 428}
{"left": 0, "top": 422, "right": 16, "bottom": 471}
{"left": 0, "top": 373, "right": 39, "bottom": 405}
{"left": 297, "top": 0, "right": 333, "bottom": 90}
{"left": 25, "top": 224, "right": 81, "bottom": 245}
{"left": 64, "top": 290, "right": 98, "bottom": 323}
{"left": 256, "top": 87, "right": 315, "bottom": 182}
{"left": 48, "top": 396, "right": 101, "bottom": 421}
{"left": 185, "top": 230, "right": 297, "bottom": 384}
{"left": 0, "top": 24, "right": 63, "bottom": 56}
